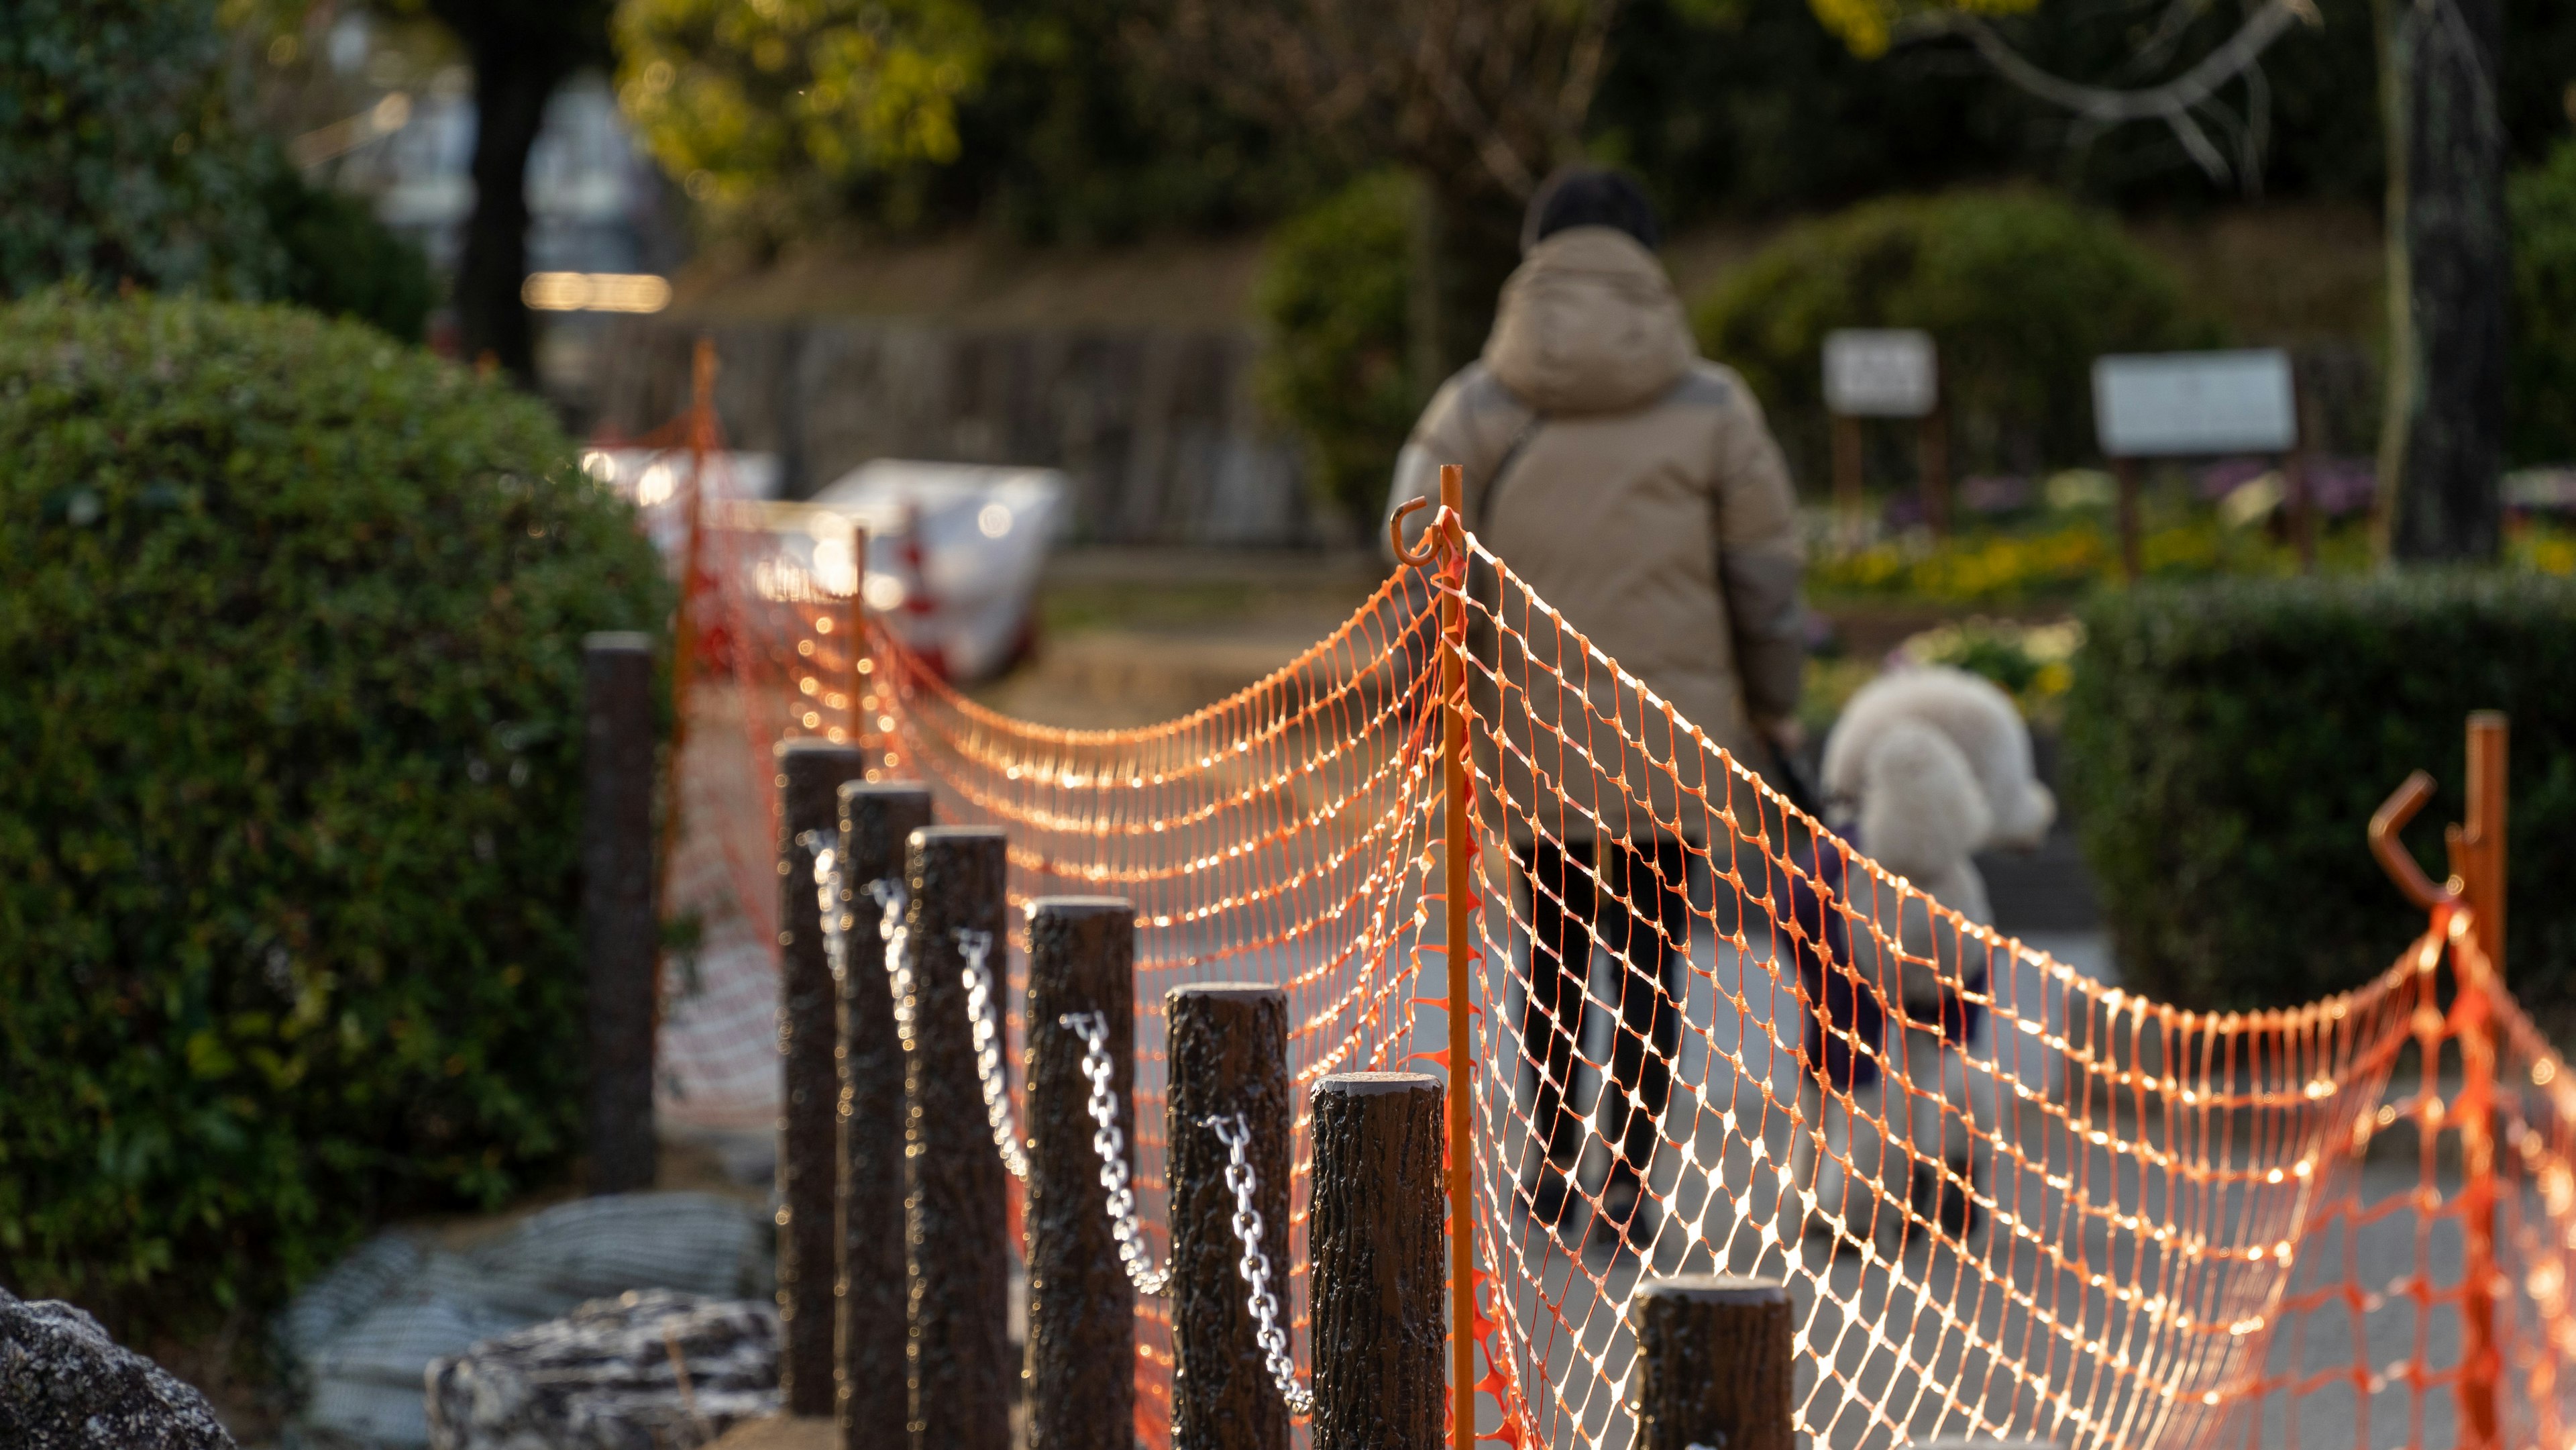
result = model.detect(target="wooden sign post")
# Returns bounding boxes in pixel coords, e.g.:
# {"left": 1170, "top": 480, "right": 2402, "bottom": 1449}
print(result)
{"left": 2092, "top": 348, "right": 2304, "bottom": 582}
{"left": 1823, "top": 329, "right": 1943, "bottom": 548}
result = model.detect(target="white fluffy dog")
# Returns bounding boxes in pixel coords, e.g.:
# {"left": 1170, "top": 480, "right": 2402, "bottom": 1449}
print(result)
{"left": 1790, "top": 665, "right": 2053, "bottom": 1247}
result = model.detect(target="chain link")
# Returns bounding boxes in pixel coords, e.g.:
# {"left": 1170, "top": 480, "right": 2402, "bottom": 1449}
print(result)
{"left": 866, "top": 879, "right": 913, "bottom": 1045}
{"left": 1059, "top": 1011, "right": 1171, "bottom": 1296}
{"left": 1205, "top": 1112, "right": 1312, "bottom": 1419}
{"left": 797, "top": 832, "right": 849, "bottom": 983}
{"left": 865, "top": 879, "right": 1028, "bottom": 1182}
{"left": 958, "top": 927, "right": 1030, "bottom": 1182}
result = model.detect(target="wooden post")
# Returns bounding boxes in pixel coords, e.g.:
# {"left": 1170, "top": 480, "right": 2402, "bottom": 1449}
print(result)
{"left": 777, "top": 739, "right": 868, "bottom": 1416}
{"left": 1629, "top": 1277, "right": 1795, "bottom": 1450}
{"left": 902, "top": 826, "right": 1013, "bottom": 1450}
{"left": 2112, "top": 456, "right": 2143, "bottom": 582}
{"left": 1917, "top": 401, "right": 1951, "bottom": 540}
{"left": 1310, "top": 1072, "right": 1446, "bottom": 1450}
{"left": 1023, "top": 897, "right": 1138, "bottom": 1450}
{"left": 1832, "top": 413, "right": 1866, "bottom": 551}
{"left": 2283, "top": 450, "right": 2316, "bottom": 571}
{"left": 581, "top": 631, "right": 659, "bottom": 1196}
{"left": 838, "top": 781, "right": 934, "bottom": 1450}
{"left": 2286, "top": 366, "right": 2316, "bottom": 572}
{"left": 1167, "top": 984, "right": 1292, "bottom": 1450}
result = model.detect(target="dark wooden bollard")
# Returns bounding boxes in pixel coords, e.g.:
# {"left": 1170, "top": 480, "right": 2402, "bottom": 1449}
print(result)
{"left": 1168, "top": 984, "right": 1291, "bottom": 1450}
{"left": 837, "top": 781, "right": 933, "bottom": 1450}
{"left": 581, "top": 631, "right": 658, "bottom": 1196}
{"left": 777, "top": 739, "right": 868, "bottom": 1415}
{"left": 902, "top": 826, "right": 1012, "bottom": 1450}
{"left": 1631, "top": 1276, "right": 1795, "bottom": 1450}
{"left": 1310, "top": 1072, "right": 1446, "bottom": 1450}
{"left": 1024, "top": 897, "right": 1138, "bottom": 1450}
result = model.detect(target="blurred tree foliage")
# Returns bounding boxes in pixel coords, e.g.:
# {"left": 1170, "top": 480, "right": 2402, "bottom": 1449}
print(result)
{"left": 926, "top": 3, "right": 1338, "bottom": 244}
{"left": 1253, "top": 172, "right": 1428, "bottom": 527}
{"left": 612, "top": 0, "right": 1342, "bottom": 248}
{"left": 614, "top": 0, "right": 994, "bottom": 242}
{"left": 2509, "top": 138, "right": 2576, "bottom": 466}
{"left": 260, "top": 162, "right": 436, "bottom": 342}
{"left": 609, "top": 0, "right": 2576, "bottom": 247}
{"left": 0, "top": 0, "right": 284, "bottom": 300}
{"left": 1693, "top": 190, "right": 2218, "bottom": 480}
{"left": 1603, "top": 0, "right": 2570, "bottom": 220}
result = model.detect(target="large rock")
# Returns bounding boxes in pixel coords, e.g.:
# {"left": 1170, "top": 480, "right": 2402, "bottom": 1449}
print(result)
{"left": 425, "top": 1290, "right": 777, "bottom": 1450}
{"left": 0, "top": 1285, "right": 237, "bottom": 1449}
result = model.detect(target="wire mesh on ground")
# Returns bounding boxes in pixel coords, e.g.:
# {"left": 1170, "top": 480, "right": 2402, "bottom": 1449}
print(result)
{"left": 661, "top": 479, "right": 2572, "bottom": 1448}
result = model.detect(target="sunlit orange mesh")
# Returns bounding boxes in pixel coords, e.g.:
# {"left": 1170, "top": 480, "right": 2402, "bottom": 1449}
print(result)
{"left": 658, "top": 473, "right": 2572, "bottom": 1449}
{"left": 592, "top": 421, "right": 869, "bottom": 1132}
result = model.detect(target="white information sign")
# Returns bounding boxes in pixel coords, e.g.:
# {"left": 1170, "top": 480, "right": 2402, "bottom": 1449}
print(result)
{"left": 1823, "top": 329, "right": 1938, "bottom": 419}
{"left": 2093, "top": 349, "right": 2297, "bottom": 457}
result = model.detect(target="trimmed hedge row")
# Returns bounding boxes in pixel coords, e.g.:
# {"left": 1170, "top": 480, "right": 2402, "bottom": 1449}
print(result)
{"left": 0, "top": 293, "right": 669, "bottom": 1331}
{"left": 2063, "top": 574, "right": 2576, "bottom": 1027}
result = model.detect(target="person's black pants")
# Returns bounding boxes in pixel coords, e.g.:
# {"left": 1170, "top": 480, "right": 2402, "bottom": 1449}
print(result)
{"left": 1515, "top": 838, "right": 1692, "bottom": 1200}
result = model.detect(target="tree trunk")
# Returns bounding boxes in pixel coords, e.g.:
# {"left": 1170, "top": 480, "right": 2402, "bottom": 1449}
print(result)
{"left": 2377, "top": 0, "right": 2508, "bottom": 562}
{"left": 456, "top": 46, "right": 563, "bottom": 384}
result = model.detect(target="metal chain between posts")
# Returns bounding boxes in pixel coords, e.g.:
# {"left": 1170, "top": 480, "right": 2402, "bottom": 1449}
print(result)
{"left": 798, "top": 831, "right": 847, "bottom": 981}
{"left": 1059, "top": 1011, "right": 1171, "bottom": 1296}
{"left": 865, "top": 876, "right": 1029, "bottom": 1182}
{"left": 866, "top": 878, "right": 912, "bottom": 1036}
{"left": 958, "top": 926, "right": 1030, "bottom": 1182}
{"left": 1205, "top": 1112, "right": 1311, "bottom": 1420}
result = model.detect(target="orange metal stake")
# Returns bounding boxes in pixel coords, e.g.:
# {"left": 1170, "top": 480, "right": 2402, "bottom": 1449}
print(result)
{"left": 2457, "top": 711, "right": 2508, "bottom": 1450}
{"left": 651, "top": 338, "right": 719, "bottom": 1029}
{"left": 1437, "top": 463, "right": 1478, "bottom": 1450}
{"left": 839, "top": 520, "right": 868, "bottom": 754}
{"left": 1385, "top": 464, "right": 1484, "bottom": 1449}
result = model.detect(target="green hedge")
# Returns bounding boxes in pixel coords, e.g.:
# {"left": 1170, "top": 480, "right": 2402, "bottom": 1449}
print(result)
{"left": 261, "top": 162, "right": 437, "bottom": 344}
{"left": 2063, "top": 575, "right": 2576, "bottom": 1028}
{"left": 1253, "top": 170, "right": 1428, "bottom": 530}
{"left": 1693, "top": 190, "right": 2216, "bottom": 486}
{"left": 2511, "top": 138, "right": 2576, "bottom": 466}
{"left": 0, "top": 293, "right": 669, "bottom": 1330}
{"left": 0, "top": 0, "right": 283, "bottom": 301}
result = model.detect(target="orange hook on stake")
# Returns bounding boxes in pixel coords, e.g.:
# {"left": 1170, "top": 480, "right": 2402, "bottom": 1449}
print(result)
{"left": 1391, "top": 464, "right": 1466, "bottom": 567}
{"left": 2368, "top": 769, "right": 2453, "bottom": 913}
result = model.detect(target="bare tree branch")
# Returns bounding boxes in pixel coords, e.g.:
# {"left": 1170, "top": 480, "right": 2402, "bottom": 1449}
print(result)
{"left": 1904, "top": 0, "right": 2316, "bottom": 189}
{"left": 1132, "top": 0, "right": 1621, "bottom": 206}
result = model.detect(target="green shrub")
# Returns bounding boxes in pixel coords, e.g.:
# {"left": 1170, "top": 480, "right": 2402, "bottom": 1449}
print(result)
{"left": 2063, "top": 574, "right": 2576, "bottom": 1028}
{"left": 1693, "top": 190, "right": 2216, "bottom": 487}
{"left": 2510, "top": 138, "right": 2576, "bottom": 466}
{"left": 261, "top": 162, "right": 437, "bottom": 344}
{"left": 1254, "top": 170, "right": 1429, "bottom": 530}
{"left": 0, "top": 0, "right": 282, "bottom": 300}
{"left": 0, "top": 293, "right": 669, "bottom": 1331}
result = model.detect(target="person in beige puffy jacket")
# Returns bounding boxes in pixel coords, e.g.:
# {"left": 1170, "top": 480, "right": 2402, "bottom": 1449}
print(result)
{"left": 1387, "top": 168, "right": 1807, "bottom": 1253}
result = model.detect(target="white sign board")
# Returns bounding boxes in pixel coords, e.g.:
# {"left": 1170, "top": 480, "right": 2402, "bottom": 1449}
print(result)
{"left": 1823, "top": 329, "right": 1938, "bottom": 418}
{"left": 2093, "top": 350, "right": 2297, "bottom": 457}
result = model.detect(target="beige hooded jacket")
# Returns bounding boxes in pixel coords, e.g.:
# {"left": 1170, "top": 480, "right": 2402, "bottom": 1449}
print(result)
{"left": 1387, "top": 226, "right": 1805, "bottom": 841}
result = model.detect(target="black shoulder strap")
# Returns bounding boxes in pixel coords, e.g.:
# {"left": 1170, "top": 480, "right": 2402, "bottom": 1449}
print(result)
{"left": 1470, "top": 411, "right": 1546, "bottom": 531}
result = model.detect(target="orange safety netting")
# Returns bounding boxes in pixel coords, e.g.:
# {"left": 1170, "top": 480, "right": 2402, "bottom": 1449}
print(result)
{"left": 663, "top": 482, "right": 2573, "bottom": 1448}
{"left": 591, "top": 418, "right": 869, "bottom": 1132}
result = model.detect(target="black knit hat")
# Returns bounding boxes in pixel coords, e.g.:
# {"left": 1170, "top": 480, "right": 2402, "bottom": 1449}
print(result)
{"left": 1521, "top": 166, "right": 1661, "bottom": 254}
